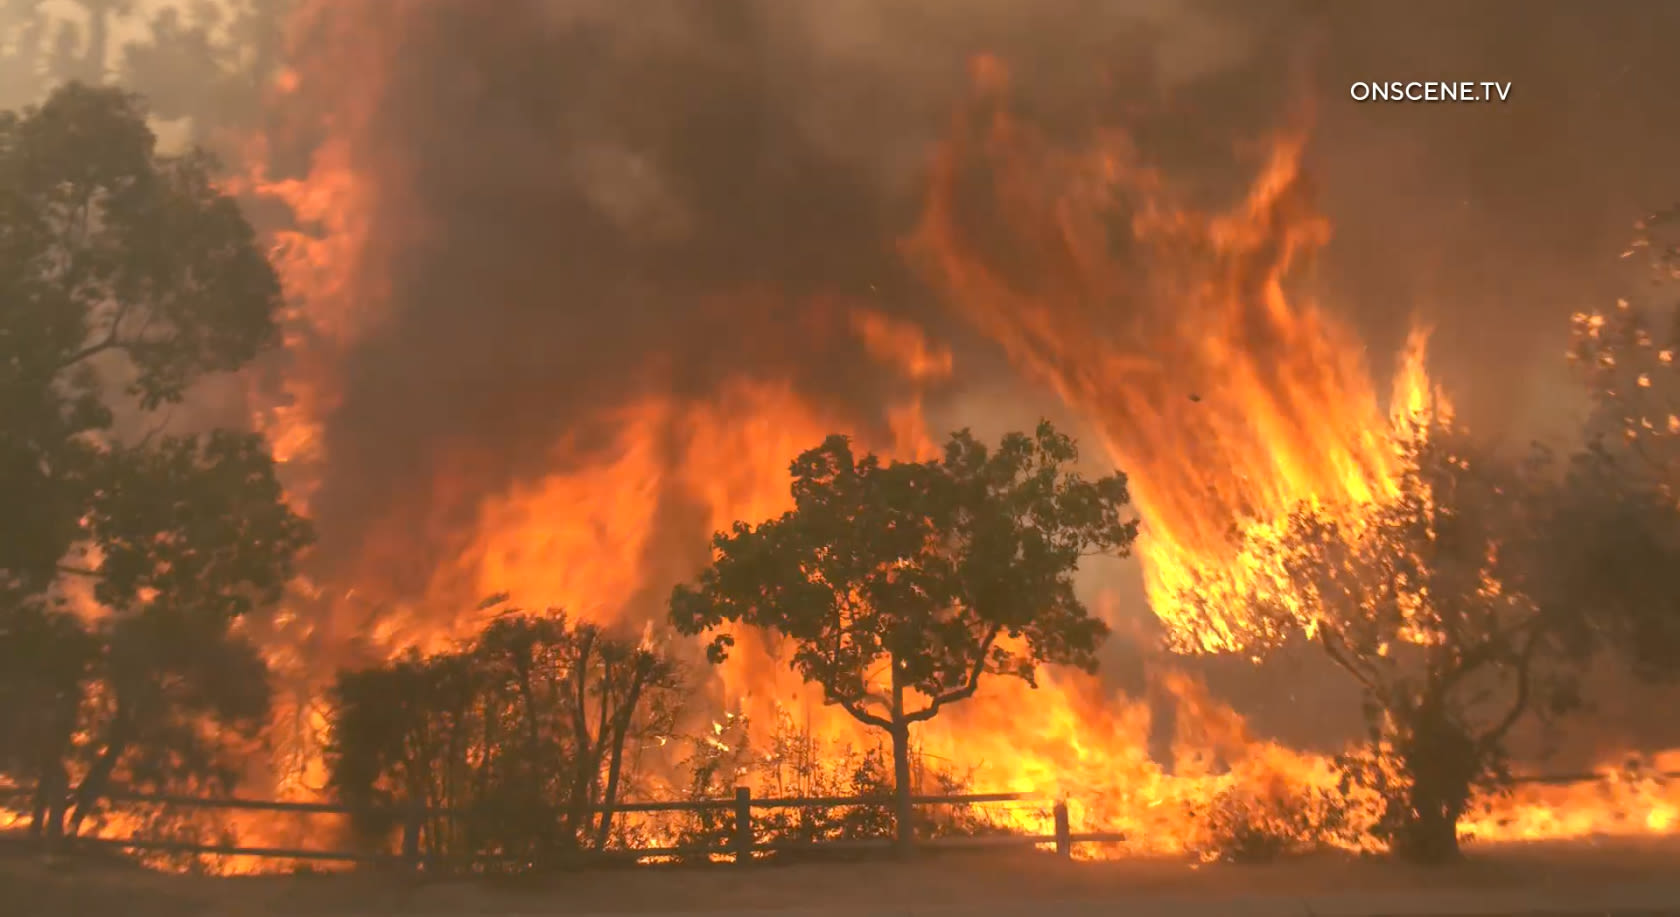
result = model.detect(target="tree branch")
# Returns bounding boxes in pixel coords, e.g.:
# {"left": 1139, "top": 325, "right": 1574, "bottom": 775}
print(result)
{"left": 904, "top": 622, "right": 1003, "bottom": 725}
{"left": 833, "top": 693, "right": 894, "bottom": 732}
{"left": 1624, "top": 423, "right": 1677, "bottom": 484}
{"left": 1317, "top": 625, "right": 1388, "bottom": 705}
{"left": 1436, "top": 614, "right": 1544, "bottom": 699}
{"left": 56, "top": 335, "right": 121, "bottom": 371}
{"left": 570, "top": 631, "right": 596, "bottom": 753}
{"left": 57, "top": 300, "right": 135, "bottom": 371}
{"left": 1478, "top": 625, "right": 1545, "bottom": 748}
{"left": 134, "top": 408, "right": 177, "bottom": 449}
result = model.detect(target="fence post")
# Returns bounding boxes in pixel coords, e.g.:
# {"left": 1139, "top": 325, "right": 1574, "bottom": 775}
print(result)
{"left": 401, "top": 801, "right": 424, "bottom": 872}
{"left": 732, "top": 787, "right": 753, "bottom": 864}
{"left": 1053, "top": 800, "right": 1071, "bottom": 860}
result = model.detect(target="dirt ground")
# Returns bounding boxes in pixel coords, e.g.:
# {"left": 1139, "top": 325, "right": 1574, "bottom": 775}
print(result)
{"left": 6, "top": 836, "right": 1680, "bottom": 916}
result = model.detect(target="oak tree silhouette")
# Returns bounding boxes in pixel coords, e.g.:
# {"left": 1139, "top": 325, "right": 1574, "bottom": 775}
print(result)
{"left": 670, "top": 422, "right": 1138, "bottom": 855}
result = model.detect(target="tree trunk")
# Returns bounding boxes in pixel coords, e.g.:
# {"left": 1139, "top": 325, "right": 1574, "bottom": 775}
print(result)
{"left": 563, "top": 753, "right": 596, "bottom": 851}
{"left": 68, "top": 708, "right": 131, "bottom": 836}
{"left": 27, "top": 795, "right": 46, "bottom": 838}
{"left": 593, "top": 668, "right": 647, "bottom": 849}
{"left": 1395, "top": 707, "right": 1471, "bottom": 864}
{"left": 26, "top": 774, "right": 51, "bottom": 838}
{"left": 889, "top": 656, "right": 914, "bottom": 858}
{"left": 1398, "top": 802, "right": 1462, "bottom": 863}
{"left": 562, "top": 642, "right": 598, "bottom": 853}
{"left": 29, "top": 760, "right": 68, "bottom": 838}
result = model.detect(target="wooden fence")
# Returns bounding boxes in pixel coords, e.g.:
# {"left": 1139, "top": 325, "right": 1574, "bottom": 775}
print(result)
{"left": 4, "top": 768, "right": 1674, "bottom": 870}
{"left": 5, "top": 786, "right": 1123, "bottom": 867}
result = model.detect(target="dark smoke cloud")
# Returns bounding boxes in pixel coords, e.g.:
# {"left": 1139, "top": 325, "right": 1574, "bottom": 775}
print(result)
{"left": 289, "top": 0, "right": 1284, "bottom": 599}
{"left": 245, "top": 1, "right": 1680, "bottom": 751}
{"left": 6, "top": 0, "right": 1676, "bottom": 762}
{"left": 1305, "top": 1, "right": 1680, "bottom": 438}
{"left": 301, "top": 1, "right": 924, "bottom": 593}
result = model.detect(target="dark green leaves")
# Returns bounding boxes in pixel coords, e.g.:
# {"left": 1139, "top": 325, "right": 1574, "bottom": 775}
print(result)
{"left": 1560, "top": 220, "right": 1680, "bottom": 683}
{"left": 327, "top": 610, "right": 684, "bottom": 860}
{"left": 670, "top": 422, "right": 1137, "bottom": 732}
{"left": 2, "top": 83, "right": 290, "bottom": 598}
{"left": 81, "top": 431, "right": 314, "bottom": 620}
{"left": 1, "top": 84, "right": 281, "bottom": 411}
{"left": 0, "top": 83, "right": 302, "bottom": 819}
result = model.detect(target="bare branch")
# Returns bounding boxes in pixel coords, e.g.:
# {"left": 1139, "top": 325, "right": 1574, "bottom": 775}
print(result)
{"left": 833, "top": 693, "right": 894, "bottom": 732}
{"left": 56, "top": 300, "right": 135, "bottom": 372}
{"left": 1479, "top": 625, "right": 1545, "bottom": 747}
{"left": 134, "top": 408, "right": 177, "bottom": 449}
{"left": 904, "top": 622, "right": 1003, "bottom": 724}
{"left": 1318, "top": 625, "right": 1388, "bottom": 704}
{"left": 1437, "top": 614, "right": 1543, "bottom": 698}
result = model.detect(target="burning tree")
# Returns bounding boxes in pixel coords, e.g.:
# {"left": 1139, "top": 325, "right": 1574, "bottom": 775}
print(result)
{"left": 326, "top": 608, "right": 682, "bottom": 868}
{"left": 669, "top": 422, "right": 1138, "bottom": 855}
{"left": 1176, "top": 423, "right": 1588, "bottom": 862}
{"left": 0, "top": 84, "right": 311, "bottom": 834}
{"left": 1556, "top": 206, "right": 1680, "bottom": 682}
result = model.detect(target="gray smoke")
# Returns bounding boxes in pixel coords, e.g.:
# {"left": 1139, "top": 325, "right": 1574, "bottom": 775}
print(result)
{"left": 14, "top": 0, "right": 1680, "bottom": 756}
{"left": 262, "top": 0, "right": 1680, "bottom": 755}
{"left": 268, "top": 0, "right": 1298, "bottom": 600}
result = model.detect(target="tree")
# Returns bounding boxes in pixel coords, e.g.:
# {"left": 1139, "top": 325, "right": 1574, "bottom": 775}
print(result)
{"left": 2, "top": 82, "right": 283, "bottom": 585}
{"left": 0, "top": 0, "right": 290, "bottom": 141}
{"left": 0, "top": 601, "right": 98, "bottom": 834}
{"left": 327, "top": 608, "right": 683, "bottom": 868}
{"left": 0, "top": 83, "right": 309, "bottom": 833}
{"left": 60, "top": 432, "right": 308, "bottom": 832}
{"left": 669, "top": 422, "right": 1138, "bottom": 854}
{"left": 118, "top": 0, "right": 292, "bottom": 133}
{"left": 1559, "top": 206, "right": 1680, "bottom": 680}
{"left": 1175, "top": 424, "right": 1586, "bottom": 862}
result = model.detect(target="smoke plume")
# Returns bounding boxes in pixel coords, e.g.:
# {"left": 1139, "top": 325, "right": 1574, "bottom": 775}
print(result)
{"left": 14, "top": 0, "right": 1680, "bottom": 760}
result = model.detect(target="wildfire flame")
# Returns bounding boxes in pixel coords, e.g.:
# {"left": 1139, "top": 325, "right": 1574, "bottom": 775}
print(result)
{"left": 35, "top": 12, "right": 1670, "bottom": 872}
{"left": 901, "top": 57, "right": 1457, "bottom": 657}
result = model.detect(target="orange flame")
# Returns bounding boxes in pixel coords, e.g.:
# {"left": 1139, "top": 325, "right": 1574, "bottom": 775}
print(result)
{"left": 901, "top": 59, "right": 1443, "bottom": 656}
{"left": 124, "top": 23, "right": 1678, "bottom": 870}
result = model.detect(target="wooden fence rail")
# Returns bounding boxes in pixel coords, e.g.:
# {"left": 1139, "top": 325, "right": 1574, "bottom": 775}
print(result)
{"left": 3, "top": 768, "right": 1674, "bottom": 870}
{"left": 4, "top": 785, "right": 1121, "bottom": 867}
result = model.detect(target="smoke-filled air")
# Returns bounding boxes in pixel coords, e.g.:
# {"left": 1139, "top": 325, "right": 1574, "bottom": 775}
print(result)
{"left": 4, "top": 0, "right": 1680, "bottom": 878}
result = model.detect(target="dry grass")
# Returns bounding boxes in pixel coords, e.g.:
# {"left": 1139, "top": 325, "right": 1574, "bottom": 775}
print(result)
{"left": 6, "top": 836, "right": 1680, "bottom": 916}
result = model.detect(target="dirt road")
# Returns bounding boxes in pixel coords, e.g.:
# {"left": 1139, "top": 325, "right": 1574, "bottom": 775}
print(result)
{"left": 8, "top": 837, "right": 1679, "bottom": 916}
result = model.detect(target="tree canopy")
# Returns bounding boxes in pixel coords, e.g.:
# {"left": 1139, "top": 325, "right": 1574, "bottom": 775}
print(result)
{"left": 1557, "top": 207, "right": 1680, "bottom": 682}
{"left": 670, "top": 421, "right": 1137, "bottom": 851}
{"left": 1175, "top": 423, "right": 1587, "bottom": 862}
{"left": 327, "top": 608, "right": 683, "bottom": 865}
{"left": 2, "top": 81, "right": 284, "bottom": 589}
{"left": 0, "top": 83, "right": 309, "bottom": 834}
